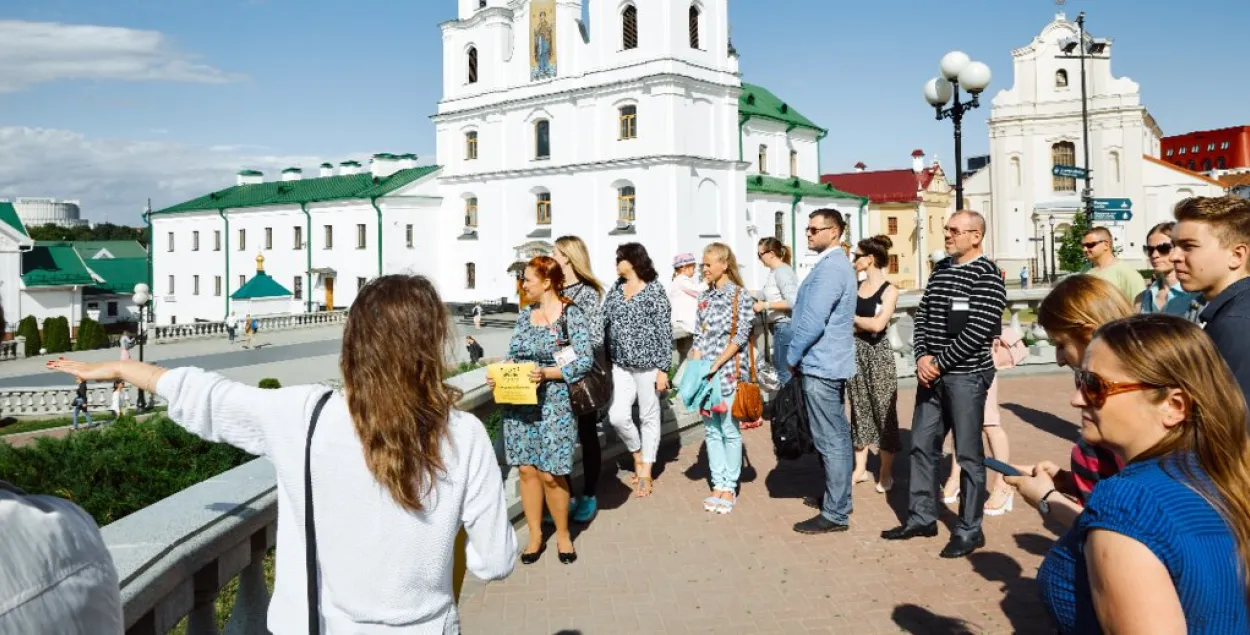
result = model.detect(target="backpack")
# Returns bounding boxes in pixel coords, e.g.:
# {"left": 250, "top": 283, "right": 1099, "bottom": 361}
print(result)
{"left": 771, "top": 376, "right": 813, "bottom": 461}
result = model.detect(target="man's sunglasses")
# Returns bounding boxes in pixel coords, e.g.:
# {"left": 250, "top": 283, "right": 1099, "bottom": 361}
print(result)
{"left": 1075, "top": 370, "right": 1163, "bottom": 409}
{"left": 1080, "top": 240, "right": 1106, "bottom": 250}
{"left": 1143, "top": 243, "right": 1174, "bottom": 256}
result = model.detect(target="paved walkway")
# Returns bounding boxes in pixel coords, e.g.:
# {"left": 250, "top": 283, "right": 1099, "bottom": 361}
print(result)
{"left": 458, "top": 372, "right": 1078, "bottom": 634}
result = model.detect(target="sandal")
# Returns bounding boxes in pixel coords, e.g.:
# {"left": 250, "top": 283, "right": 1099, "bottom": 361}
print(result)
{"left": 714, "top": 493, "right": 737, "bottom": 514}
{"left": 703, "top": 496, "right": 723, "bottom": 512}
{"left": 635, "top": 476, "right": 653, "bottom": 498}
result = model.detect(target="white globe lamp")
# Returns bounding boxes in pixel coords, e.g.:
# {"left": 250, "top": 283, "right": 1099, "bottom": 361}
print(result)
{"left": 939, "top": 51, "right": 971, "bottom": 81}
{"left": 132, "top": 283, "right": 150, "bottom": 307}
{"left": 959, "top": 61, "right": 992, "bottom": 94}
{"left": 924, "top": 77, "right": 953, "bottom": 106}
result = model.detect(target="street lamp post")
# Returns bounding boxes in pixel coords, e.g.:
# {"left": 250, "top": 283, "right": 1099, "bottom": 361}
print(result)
{"left": 924, "top": 51, "right": 992, "bottom": 211}
{"left": 1058, "top": 12, "right": 1106, "bottom": 220}
{"left": 132, "top": 283, "right": 150, "bottom": 411}
{"left": 1048, "top": 214, "right": 1058, "bottom": 282}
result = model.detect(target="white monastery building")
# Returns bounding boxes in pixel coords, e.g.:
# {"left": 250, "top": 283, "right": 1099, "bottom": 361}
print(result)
{"left": 962, "top": 11, "right": 1225, "bottom": 275}
{"left": 149, "top": 0, "right": 865, "bottom": 324}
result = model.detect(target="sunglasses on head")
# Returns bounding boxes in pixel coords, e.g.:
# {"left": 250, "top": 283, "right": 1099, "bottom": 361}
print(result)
{"left": 1143, "top": 243, "right": 1174, "bottom": 256}
{"left": 1074, "top": 370, "right": 1163, "bottom": 409}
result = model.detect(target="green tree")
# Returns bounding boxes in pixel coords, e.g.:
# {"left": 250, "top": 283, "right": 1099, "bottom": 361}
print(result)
{"left": 43, "top": 316, "right": 72, "bottom": 354}
{"left": 1057, "top": 211, "right": 1094, "bottom": 274}
{"left": 17, "top": 315, "right": 41, "bottom": 357}
{"left": 257, "top": 378, "right": 281, "bottom": 389}
{"left": 74, "top": 317, "right": 110, "bottom": 351}
{"left": 25, "top": 223, "right": 149, "bottom": 248}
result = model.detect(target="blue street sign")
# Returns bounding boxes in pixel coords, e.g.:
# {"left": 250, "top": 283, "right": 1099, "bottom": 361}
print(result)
{"left": 1091, "top": 198, "right": 1132, "bottom": 211}
{"left": 1092, "top": 210, "right": 1133, "bottom": 222}
{"left": 1052, "top": 165, "right": 1088, "bottom": 179}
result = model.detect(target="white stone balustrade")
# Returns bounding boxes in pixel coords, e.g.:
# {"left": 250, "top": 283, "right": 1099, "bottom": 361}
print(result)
{"left": 145, "top": 310, "right": 348, "bottom": 344}
{"left": 887, "top": 288, "right": 1055, "bottom": 378}
{"left": 0, "top": 385, "right": 165, "bottom": 416}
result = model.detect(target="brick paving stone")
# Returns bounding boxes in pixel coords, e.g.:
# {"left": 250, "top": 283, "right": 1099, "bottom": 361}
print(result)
{"left": 459, "top": 373, "right": 1077, "bottom": 634}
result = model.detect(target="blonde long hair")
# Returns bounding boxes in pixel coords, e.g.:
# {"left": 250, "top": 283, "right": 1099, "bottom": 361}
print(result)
{"left": 1094, "top": 314, "right": 1250, "bottom": 597}
{"left": 703, "top": 242, "right": 745, "bottom": 289}
{"left": 554, "top": 235, "right": 603, "bottom": 295}
{"left": 1037, "top": 275, "right": 1134, "bottom": 345}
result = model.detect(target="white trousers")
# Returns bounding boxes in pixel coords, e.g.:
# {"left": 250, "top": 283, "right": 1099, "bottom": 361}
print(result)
{"left": 608, "top": 366, "right": 662, "bottom": 463}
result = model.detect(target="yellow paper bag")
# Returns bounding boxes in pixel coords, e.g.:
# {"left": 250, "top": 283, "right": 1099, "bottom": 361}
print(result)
{"left": 487, "top": 362, "right": 539, "bottom": 405}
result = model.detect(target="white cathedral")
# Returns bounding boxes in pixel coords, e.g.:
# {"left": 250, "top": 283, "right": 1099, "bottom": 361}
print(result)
{"left": 149, "top": 0, "right": 864, "bottom": 324}
{"left": 962, "top": 11, "right": 1225, "bottom": 276}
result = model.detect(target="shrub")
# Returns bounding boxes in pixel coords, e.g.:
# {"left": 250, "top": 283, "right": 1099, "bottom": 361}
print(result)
{"left": 0, "top": 417, "right": 254, "bottom": 525}
{"left": 74, "top": 317, "right": 110, "bottom": 351}
{"left": 43, "top": 316, "right": 72, "bottom": 354}
{"left": 258, "top": 378, "right": 281, "bottom": 389}
{"left": 17, "top": 315, "right": 40, "bottom": 357}
{"left": 483, "top": 408, "right": 502, "bottom": 442}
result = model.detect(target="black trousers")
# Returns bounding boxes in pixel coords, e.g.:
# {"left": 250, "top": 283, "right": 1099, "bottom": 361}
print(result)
{"left": 577, "top": 412, "right": 602, "bottom": 497}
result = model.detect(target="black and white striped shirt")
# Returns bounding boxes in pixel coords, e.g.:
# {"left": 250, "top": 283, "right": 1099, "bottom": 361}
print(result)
{"left": 913, "top": 256, "right": 1008, "bottom": 375}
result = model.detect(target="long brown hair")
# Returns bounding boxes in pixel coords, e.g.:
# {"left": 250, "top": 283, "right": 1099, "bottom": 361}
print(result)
{"left": 857, "top": 235, "right": 893, "bottom": 269}
{"left": 554, "top": 235, "right": 603, "bottom": 295}
{"left": 339, "top": 275, "right": 462, "bottom": 513}
{"left": 1093, "top": 314, "right": 1250, "bottom": 595}
{"left": 757, "top": 237, "right": 791, "bottom": 265}
{"left": 1037, "top": 275, "right": 1133, "bottom": 345}
{"left": 703, "top": 242, "right": 745, "bottom": 289}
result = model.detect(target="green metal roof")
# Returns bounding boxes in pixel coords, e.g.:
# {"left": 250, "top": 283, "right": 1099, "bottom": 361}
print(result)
{"left": 739, "top": 83, "right": 824, "bottom": 133}
{"left": 83, "top": 257, "right": 147, "bottom": 294}
{"left": 0, "top": 202, "right": 29, "bottom": 237}
{"left": 72, "top": 240, "right": 148, "bottom": 260}
{"left": 231, "top": 271, "right": 292, "bottom": 300}
{"left": 746, "top": 175, "right": 868, "bottom": 204}
{"left": 153, "top": 165, "right": 440, "bottom": 215}
{"left": 22, "top": 242, "right": 96, "bottom": 288}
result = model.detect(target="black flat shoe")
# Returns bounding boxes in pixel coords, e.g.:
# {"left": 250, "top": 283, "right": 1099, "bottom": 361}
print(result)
{"left": 880, "top": 523, "right": 939, "bottom": 541}
{"left": 793, "top": 514, "right": 849, "bottom": 535}
{"left": 520, "top": 545, "right": 545, "bottom": 565}
{"left": 939, "top": 532, "right": 985, "bottom": 559}
{"left": 557, "top": 550, "right": 577, "bottom": 564}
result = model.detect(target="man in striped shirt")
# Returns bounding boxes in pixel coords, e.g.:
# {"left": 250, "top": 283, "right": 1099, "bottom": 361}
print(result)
{"left": 881, "top": 210, "right": 1007, "bottom": 558}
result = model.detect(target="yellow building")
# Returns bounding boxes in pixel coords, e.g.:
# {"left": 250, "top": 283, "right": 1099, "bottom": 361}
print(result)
{"left": 822, "top": 151, "right": 953, "bottom": 289}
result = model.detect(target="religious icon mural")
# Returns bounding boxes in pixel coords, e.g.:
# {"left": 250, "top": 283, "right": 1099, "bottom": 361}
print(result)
{"left": 530, "top": 0, "right": 556, "bottom": 80}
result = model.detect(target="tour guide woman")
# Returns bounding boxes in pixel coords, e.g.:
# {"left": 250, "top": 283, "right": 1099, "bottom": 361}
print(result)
{"left": 492, "top": 255, "right": 594, "bottom": 565}
{"left": 47, "top": 275, "right": 517, "bottom": 634}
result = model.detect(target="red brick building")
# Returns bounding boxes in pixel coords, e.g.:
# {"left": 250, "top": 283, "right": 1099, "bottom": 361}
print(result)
{"left": 1161, "top": 126, "right": 1250, "bottom": 173}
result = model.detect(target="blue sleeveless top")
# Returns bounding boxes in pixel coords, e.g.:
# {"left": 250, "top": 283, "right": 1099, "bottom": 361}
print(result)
{"left": 1037, "top": 454, "right": 1249, "bottom": 633}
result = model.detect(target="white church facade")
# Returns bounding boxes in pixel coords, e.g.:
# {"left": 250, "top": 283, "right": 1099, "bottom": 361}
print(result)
{"left": 962, "top": 12, "right": 1225, "bottom": 275}
{"left": 149, "top": 0, "right": 864, "bottom": 324}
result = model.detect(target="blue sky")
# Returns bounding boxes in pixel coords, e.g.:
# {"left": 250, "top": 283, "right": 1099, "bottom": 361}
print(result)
{"left": 0, "top": 0, "right": 1245, "bottom": 223}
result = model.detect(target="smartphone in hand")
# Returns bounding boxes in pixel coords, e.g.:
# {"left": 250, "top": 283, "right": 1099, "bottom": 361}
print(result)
{"left": 984, "top": 457, "right": 1022, "bottom": 477}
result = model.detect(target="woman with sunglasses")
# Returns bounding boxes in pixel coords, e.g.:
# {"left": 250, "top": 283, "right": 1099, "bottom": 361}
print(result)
{"left": 1136, "top": 221, "right": 1203, "bottom": 320}
{"left": 846, "top": 235, "right": 900, "bottom": 492}
{"left": 1030, "top": 314, "right": 1250, "bottom": 633}
{"left": 1006, "top": 275, "right": 1135, "bottom": 530}
{"left": 753, "top": 238, "right": 798, "bottom": 388}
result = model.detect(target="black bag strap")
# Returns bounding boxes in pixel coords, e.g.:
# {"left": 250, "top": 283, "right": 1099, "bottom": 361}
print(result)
{"left": 304, "top": 390, "right": 334, "bottom": 635}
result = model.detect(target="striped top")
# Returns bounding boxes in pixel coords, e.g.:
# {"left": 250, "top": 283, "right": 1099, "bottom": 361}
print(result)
{"left": 1069, "top": 438, "right": 1124, "bottom": 503}
{"left": 913, "top": 256, "right": 1008, "bottom": 374}
{"left": 1038, "top": 454, "right": 1249, "bottom": 634}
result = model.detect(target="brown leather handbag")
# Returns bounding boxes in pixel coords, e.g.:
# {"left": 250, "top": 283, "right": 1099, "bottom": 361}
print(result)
{"left": 728, "top": 289, "right": 764, "bottom": 422}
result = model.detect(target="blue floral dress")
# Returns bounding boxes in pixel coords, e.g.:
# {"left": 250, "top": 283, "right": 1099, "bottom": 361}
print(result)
{"left": 502, "top": 304, "right": 594, "bottom": 475}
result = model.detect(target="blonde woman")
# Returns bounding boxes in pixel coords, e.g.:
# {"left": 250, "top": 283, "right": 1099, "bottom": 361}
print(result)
{"left": 553, "top": 235, "right": 606, "bottom": 522}
{"left": 689, "top": 243, "right": 754, "bottom": 513}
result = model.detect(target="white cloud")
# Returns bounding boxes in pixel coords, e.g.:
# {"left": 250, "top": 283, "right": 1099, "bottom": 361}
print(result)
{"left": 0, "top": 20, "right": 242, "bottom": 93}
{"left": 0, "top": 126, "right": 379, "bottom": 224}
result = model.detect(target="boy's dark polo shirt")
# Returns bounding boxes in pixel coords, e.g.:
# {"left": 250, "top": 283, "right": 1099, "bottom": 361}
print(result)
{"left": 1199, "top": 277, "right": 1250, "bottom": 405}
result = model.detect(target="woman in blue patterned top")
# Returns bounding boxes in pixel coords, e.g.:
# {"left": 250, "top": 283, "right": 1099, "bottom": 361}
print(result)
{"left": 690, "top": 242, "right": 755, "bottom": 514}
{"left": 1029, "top": 314, "right": 1250, "bottom": 633}
{"left": 492, "top": 256, "right": 594, "bottom": 565}
{"left": 602, "top": 243, "right": 672, "bottom": 498}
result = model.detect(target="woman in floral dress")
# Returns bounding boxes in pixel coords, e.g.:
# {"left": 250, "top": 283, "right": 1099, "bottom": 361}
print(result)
{"left": 495, "top": 255, "right": 593, "bottom": 565}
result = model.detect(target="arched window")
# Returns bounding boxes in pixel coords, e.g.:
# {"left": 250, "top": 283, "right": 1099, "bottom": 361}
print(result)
{"left": 1217, "top": 156, "right": 1227, "bottom": 170}
{"left": 534, "top": 120, "right": 550, "bottom": 159}
{"left": 774, "top": 211, "right": 785, "bottom": 242}
{"left": 617, "top": 186, "right": 636, "bottom": 222}
{"left": 465, "top": 131, "right": 478, "bottom": 160}
{"left": 622, "top": 5, "right": 638, "bottom": 50}
{"left": 688, "top": 5, "right": 701, "bottom": 49}
{"left": 619, "top": 105, "right": 637, "bottom": 139}
{"left": 1051, "top": 141, "right": 1076, "bottom": 191}
{"left": 1108, "top": 151, "right": 1120, "bottom": 184}
{"left": 789, "top": 150, "right": 798, "bottom": 177}
{"left": 1055, "top": 69, "right": 1068, "bottom": 88}
{"left": 467, "top": 47, "right": 478, "bottom": 84}
{"left": 1010, "top": 156, "right": 1022, "bottom": 189}
{"left": 1187, "top": 160, "right": 1196, "bottom": 171}
{"left": 1202, "top": 158, "right": 1213, "bottom": 172}
{"left": 465, "top": 263, "right": 476, "bottom": 290}
{"left": 464, "top": 197, "right": 478, "bottom": 227}
{"left": 758, "top": 144, "right": 768, "bottom": 174}
{"left": 536, "top": 192, "right": 552, "bottom": 225}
